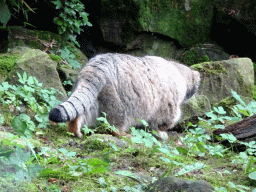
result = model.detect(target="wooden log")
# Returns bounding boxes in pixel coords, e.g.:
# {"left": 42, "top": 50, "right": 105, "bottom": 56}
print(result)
{"left": 213, "top": 114, "right": 256, "bottom": 151}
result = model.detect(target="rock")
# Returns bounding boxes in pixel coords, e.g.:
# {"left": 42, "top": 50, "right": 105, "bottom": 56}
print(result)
{"left": 181, "top": 95, "right": 211, "bottom": 121}
{"left": 148, "top": 176, "right": 214, "bottom": 192}
{"left": 177, "top": 58, "right": 254, "bottom": 125}
{"left": 194, "top": 58, "right": 254, "bottom": 104}
{"left": 6, "top": 48, "right": 67, "bottom": 100}
{"left": 126, "top": 32, "right": 183, "bottom": 60}
{"left": 179, "top": 44, "right": 230, "bottom": 65}
{"left": 100, "top": 0, "right": 213, "bottom": 48}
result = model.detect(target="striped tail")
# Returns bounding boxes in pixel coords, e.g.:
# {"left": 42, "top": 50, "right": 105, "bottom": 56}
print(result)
{"left": 49, "top": 88, "right": 97, "bottom": 122}
{"left": 49, "top": 71, "right": 106, "bottom": 123}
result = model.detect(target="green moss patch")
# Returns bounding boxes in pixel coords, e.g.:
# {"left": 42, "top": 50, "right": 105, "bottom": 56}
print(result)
{"left": 49, "top": 54, "right": 62, "bottom": 63}
{"left": 0, "top": 53, "right": 20, "bottom": 75}
{"left": 192, "top": 62, "right": 228, "bottom": 75}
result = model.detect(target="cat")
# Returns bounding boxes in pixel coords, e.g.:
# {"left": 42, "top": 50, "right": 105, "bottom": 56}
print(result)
{"left": 49, "top": 53, "right": 200, "bottom": 139}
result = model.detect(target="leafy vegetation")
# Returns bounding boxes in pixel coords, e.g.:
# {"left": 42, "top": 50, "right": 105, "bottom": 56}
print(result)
{"left": 52, "top": 0, "right": 92, "bottom": 47}
{"left": 0, "top": 0, "right": 91, "bottom": 47}
{"left": 60, "top": 46, "right": 81, "bottom": 69}
{"left": 0, "top": 0, "right": 36, "bottom": 27}
{"left": 0, "top": 73, "right": 256, "bottom": 191}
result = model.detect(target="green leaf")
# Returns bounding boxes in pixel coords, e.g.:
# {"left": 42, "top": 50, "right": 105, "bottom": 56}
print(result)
{"left": 213, "top": 106, "right": 226, "bottom": 114}
{"left": 196, "top": 142, "right": 206, "bottom": 153}
{"left": 175, "top": 162, "right": 206, "bottom": 176}
{"left": 136, "top": 119, "right": 149, "bottom": 127}
{"left": 15, "top": 169, "right": 31, "bottom": 182}
{"left": 12, "top": 116, "right": 27, "bottom": 135}
{"left": 176, "top": 147, "right": 188, "bottom": 155}
{"left": 52, "top": 0, "right": 63, "bottom": 9}
{"left": 109, "top": 142, "right": 118, "bottom": 151}
{"left": 213, "top": 125, "right": 225, "bottom": 129}
{"left": 231, "top": 89, "right": 246, "bottom": 106}
{"left": 115, "top": 170, "right": 139, "bottom": 180}
{"left": 0, "top": 2, "right": 11, "bottom": 27}
{"left": 28, "top": 164, "right": 44, "bottom": 180}
{"left": 27, "top": 76, "right": 34, "bottom": 86}
{"left": 59, "top": 148, "right": 76, "bottom": 158}
{"left": 220, "top": 133, "right": 237, "bottom": 143}
{"left": 249, "top": 171, "right": 256, "bottom": 180}
{"left": 0, "top": 149, "right": 14, "bottom": 158}
{"left": 15, "top": 146, "right": 31, "bottom": 163}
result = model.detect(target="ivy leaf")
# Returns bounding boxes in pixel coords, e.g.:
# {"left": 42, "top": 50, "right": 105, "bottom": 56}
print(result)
{"left": 213, "top": 106, "right": 226, "bottom": 114}
{"left": 231, "top": 89, "right": 246, "bottom": 106}
{"left": 28, "top": 164, "right": 44, "bottom": 180}
{"left": 52, "top": 0, "right": 63, "bottom": 9}
{"left": 220, "top": 133, "right": 237, "bottom": 143}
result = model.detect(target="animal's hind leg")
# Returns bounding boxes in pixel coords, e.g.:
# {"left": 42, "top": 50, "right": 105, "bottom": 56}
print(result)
{"left": 68, "top": 114, "right": 85, "bottom": 138}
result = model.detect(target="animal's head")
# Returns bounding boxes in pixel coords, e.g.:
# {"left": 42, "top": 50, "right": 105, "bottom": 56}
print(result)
{"left": 184, "top": 70, "right": 200, "bottom": 101}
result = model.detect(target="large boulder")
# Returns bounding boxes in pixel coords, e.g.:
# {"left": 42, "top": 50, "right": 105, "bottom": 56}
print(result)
{"left": 100, "top": 0, "right": 213, "bottom": 48}
{"left": 194, "top": 58, "right": 254, "bottom": 104}
{"left": 180, "top": 58, "right": 254, "bottom": 122}
{"left": 5, "top": 47, "right": 67, "bottom": 100}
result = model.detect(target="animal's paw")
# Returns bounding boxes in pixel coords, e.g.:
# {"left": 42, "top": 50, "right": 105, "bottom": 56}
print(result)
{"left": 157, "top": 130, "right": 169, "bottom": 140}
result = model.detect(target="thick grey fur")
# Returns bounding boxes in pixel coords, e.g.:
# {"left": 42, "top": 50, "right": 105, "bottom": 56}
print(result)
{"left": 49, "top": 53, "right": 200, "bottom": 139}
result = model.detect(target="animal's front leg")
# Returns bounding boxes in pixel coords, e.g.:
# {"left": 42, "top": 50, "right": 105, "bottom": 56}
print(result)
{"left": 68, "top": 115, "right": 85, "bottom": 138}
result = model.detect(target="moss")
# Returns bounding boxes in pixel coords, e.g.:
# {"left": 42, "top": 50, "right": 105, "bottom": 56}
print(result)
{"left": 181, "top": 49, "right": 198, "bottom": 65}
{"left": 198, "top": 55, "right": 210, "bottom": 63}
{"left": 214, "top": 96, "right": 237, "bottom": 115}
{"left": 192, "top": 62, "right": 228, "bottom": 75}
{"left": 8, "top": 26, "right": 64, "bottom": 51}
{"left": 237, "top": 71, "right": 254, "bottom": 98}
{"left": 136, "top": 0, "right": 213, "bottom": 47}
{"left": 0, "top": 53, "right": 20, "bottom": 75}
{"left": 49, "top": 54, "right": 62, "bottom": 63}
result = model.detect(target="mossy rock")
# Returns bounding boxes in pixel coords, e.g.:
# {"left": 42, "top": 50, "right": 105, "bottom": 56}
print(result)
{"left": 135, "top": 0, "right": 214, "bottom": 47}
{"left": 181, "top": 95, "right": 211, "bottom": 121}
{"left": 100, "top": 0, "right": 213, "bottom": 48}
{"left": 196, "top": 58, "right": 254, "bottom": 105}
{"left": 192, "top": 62, "right": 228, "bottom": 75}
{"left": 6, "top": 48, "right": 67, "bottom": 100}
{"left": 8, "top": 26, "right": 64, "bottom": 51}
{"left": 0, "top": 53, "right": 21, "bottom": 82}
{"left": 179, "top": 44, "right": 230, "bottom": 65}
